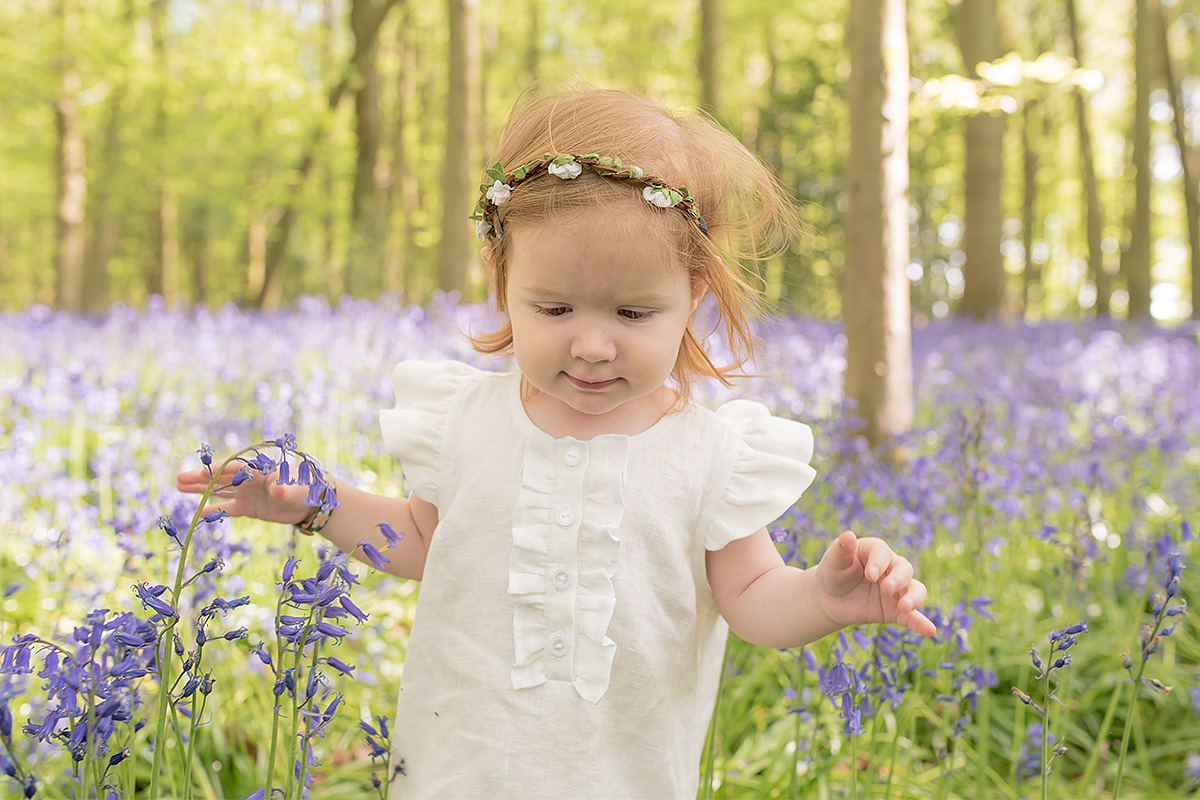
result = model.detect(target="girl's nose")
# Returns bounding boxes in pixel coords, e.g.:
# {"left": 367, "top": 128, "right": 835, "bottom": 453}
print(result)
{"left": 570, "top": 325, "right": 616, "bottom": 363}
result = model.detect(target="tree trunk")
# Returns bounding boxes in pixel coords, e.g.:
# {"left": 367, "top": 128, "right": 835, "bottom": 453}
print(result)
{"left": 55, "top": 0, "right": 86, "bottom": 313}
{"left": 843, "top": 0, "right": 914, "bottom": 447}
{"left": 322, "top": 0, "right": 342, "bottom": 299}
{"left": 82, "top": 0, "right": 133, "bottom": 312}
{"left": 436, "top": 0, "right": 479, "bottom": 296}
{"left": 1066, "top": 0, "right": 1109, "bottom": 317}
{"left": 256, "top": 0, "right": 400, "bottom": 309}
{"left": 385, "top": 2, "right": 420, "bottom": 298}
{"left": 699, "top": 0, "right": 721, "bottom": 116}
{"left": 957, "top": 0, "right": 1007, "bottom": 319}
{"left": 149, "top": 0, "right": 179, "bottom": 306}
{"left": 1124, "top": 0, "right": 1154, "bottom": 319}
{"left": 1020, "top": 99, "right": 1040, "bottom": 316}
{"left": 349, "top": 0, "right": 387, "bottom": 298}
{"left": 1157, "top": 0, "right": 1200, "bottom": 320}
{"left": 524, "top": 0, "right": 540, "bottom": 86}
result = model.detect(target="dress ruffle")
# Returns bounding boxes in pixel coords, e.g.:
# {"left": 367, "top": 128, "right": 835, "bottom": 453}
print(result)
{"left": 704, "top": 400, "right": 817, "bottom": 551}
{"left": 378, "top": 360, "right": 480, "bottom": 507}
{"left": 509, "top": 433, "right": 628, "bottom": 704}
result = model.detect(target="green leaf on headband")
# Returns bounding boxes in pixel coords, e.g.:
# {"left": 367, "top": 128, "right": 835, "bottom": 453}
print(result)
{"left": 598, "top": 157, "right": 615, "bottom": 168}
{"left": 668, "top": 190, "right": 683, "bottom": 206}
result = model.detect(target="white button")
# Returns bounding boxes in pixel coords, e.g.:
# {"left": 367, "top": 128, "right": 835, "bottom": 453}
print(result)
{"left": 556, "top": 505, "right": 574, "bottom": 526}
{"left": 549, "top": 631, "right": 568, "bottom": 658}
{"left": 563, "top": 447, "right": 581, "bottom": 466}
{"left": 553, "top": 567, "right": 572, "bottom": 590}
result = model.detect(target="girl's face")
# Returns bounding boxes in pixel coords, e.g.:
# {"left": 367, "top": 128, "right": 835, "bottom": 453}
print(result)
{"left": 504, "top": 207, "right": 702, "bottom": 436}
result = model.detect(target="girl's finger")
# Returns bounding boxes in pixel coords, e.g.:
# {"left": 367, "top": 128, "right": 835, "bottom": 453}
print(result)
{"left": 897, "top": 579, "right": 927, "bottom": 614}
{"left": 880, "top": 558, "right": 914, "bottom": 595}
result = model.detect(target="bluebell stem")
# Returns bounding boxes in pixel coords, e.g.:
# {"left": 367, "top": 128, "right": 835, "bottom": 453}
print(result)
{"left": 360, "top": 714, "right": 401, "bottom": 798}
{"left": 1114, "top": 540, "right": 1189, "bottom": 798}
{"left": 1014, "top": 619, "right": 1086, "bottom": 800}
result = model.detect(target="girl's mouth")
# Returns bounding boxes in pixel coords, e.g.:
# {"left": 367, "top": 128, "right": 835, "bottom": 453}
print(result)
{"left": 566, "top": 374, "right": 619, "bottom": 391}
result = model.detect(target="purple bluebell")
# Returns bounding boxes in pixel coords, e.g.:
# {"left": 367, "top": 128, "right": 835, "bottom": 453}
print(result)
{"left": 360, "top": 542, "right": 391, "bottom": 572}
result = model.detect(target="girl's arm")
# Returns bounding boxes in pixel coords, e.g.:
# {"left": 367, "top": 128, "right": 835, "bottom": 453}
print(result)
{"left": 176, "top": 464, "right": 438, "bottom": 581}
{"left": 705, "top": 528, "right": 936, "bottom": 649}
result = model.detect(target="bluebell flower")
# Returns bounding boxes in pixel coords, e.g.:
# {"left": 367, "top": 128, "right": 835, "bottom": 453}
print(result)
{"left": 339, "top": 596, "right": 369, "bottom": 624}
{"left": 323, "top": 656, "right": 355, "bottom": 676}
{"left": 360, "top": 542, "right": 391, "bottom": 572}
{"left": 378, "top": 523, "right": 403, "bottom": 547}
{"left": 197, "top": 443, "right": 215, "bottom": 468}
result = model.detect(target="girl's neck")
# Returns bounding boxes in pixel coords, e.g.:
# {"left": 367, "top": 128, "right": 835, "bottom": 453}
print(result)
{"left": 520, "top": 379, "right": 678, "bottom": 440}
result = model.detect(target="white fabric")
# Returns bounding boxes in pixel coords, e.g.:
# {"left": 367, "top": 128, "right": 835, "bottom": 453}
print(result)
{"left": 378, "top": 360, "right": 816, "bottom": 800}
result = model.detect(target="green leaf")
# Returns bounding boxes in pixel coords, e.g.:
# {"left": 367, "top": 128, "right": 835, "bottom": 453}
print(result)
{"left": 598, "top": 157, "right": 615, "bottom": 168}
{"left": 668, "top": 190, "right": 683, "bottom": 206}
{"left": 486, "top": 167, "right": 504, "bottom": 181}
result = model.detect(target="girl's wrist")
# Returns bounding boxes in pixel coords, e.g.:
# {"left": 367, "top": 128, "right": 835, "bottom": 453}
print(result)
{"left": 294, "top": 478, "right": 338, "bottom": 535}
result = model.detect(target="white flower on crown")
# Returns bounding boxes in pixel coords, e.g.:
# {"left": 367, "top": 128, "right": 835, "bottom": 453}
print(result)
{"left": 475, "top": 219, "right": 493, "bottom": 242}
{"left": 643, "top": 186, "right": 674, "bottom": 208}
{"left": 548, "top": 160, "right": 583, "bottom": 179}
{"left": 486, "top": 180, "right": 512, "bottom": 204}
{"left": 629, "top": 166, "right": 644, "bottom": 178}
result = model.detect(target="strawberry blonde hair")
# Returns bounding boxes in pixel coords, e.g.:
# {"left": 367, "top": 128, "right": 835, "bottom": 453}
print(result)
{"left": 470, "top": 87, "right": 803, "bottom": 401}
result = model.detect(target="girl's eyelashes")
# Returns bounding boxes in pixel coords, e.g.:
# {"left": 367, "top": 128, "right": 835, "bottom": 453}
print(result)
{"left": 532, "top": 305, "right": 655, "bottom": 321}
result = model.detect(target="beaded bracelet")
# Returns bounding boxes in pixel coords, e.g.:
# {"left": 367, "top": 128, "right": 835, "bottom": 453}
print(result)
{"left": 294, "top": 477, "right": 337, "bottom": 536}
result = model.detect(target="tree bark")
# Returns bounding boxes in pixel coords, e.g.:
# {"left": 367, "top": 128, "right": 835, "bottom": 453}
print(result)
{"left": 436, "top": 0, "right": 479, "bottom": 296}
{"left": 82, "top": 0, "right": 134, "bottom": 312}
{"left": 1157, "top": 1, "right": 1200, "bottom": 320}
{"left": 256, "top": 0, "right": 400, "bottom": 309}
{"left": 699, "top": 0, "right": 721, "bottom": 116}
{"left": 149, "top": 0, "right": 179, "bottom": 306}
{"left": 349, "top": 0, "right": 387, "bottom": 297}
{"left": 1020, "top": 99, "right": 1040, "bottom": 316}
{"left": 844, "top": 0, "right": 914, "bottom": 447}
{"left": 1066, "top": 0, "right": 1110, "bottom": 317}
{"left": 1124, "top": 0, "right": 1153, "bottom": 319}
{"left": 55, "top": 0, "right": 86, "bottom": 312}
{"left": 957, "top": 0, "right": 1007, "bottom": 318}
{"left": 385, "top": 2, "right": 420, "bottom": 298}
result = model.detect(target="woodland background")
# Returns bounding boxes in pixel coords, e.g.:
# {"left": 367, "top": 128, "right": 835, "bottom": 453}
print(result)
{"left": 3, "top": 0, "right": 1200, "bottom": 327}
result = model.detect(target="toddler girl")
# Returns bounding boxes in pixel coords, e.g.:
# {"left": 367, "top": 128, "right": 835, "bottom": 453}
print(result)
{"left": 179, "top": 88, "right": 934, "bottom": 799}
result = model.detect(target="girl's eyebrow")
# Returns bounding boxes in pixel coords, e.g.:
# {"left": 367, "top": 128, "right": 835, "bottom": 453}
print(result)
{"left": 517, "top": 284, "right": 674, "bottom": 304}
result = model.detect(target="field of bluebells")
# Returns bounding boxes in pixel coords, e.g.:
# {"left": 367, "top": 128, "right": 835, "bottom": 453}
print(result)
{"left": 0, "top": 294, "right": 1197, "bottom": 799}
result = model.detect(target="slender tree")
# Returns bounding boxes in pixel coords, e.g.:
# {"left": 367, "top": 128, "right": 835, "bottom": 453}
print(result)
{"left": 1066, "top": 0, "right": 1110, "bottom": 317}
{"left": 436, "top": 0, "right": 480, "bottom": 296}
{"left": 149, "top": 0, "right": 179, "bottom": 306}
{"left": 55, "top": 0, "right": 86, "bottom": 312}
{"left": 1157, "top": 0, "right": 1200, "bottom": 319}
{"left": 384, "top": 1, "right": 420, "bottom": 297}
{"left": 256, "top": 0, "right": 400, "bottom": 309}
{"left": 349, "top": 0, "right": 387, "bottom": 297}
{"left": 1123, "top": 0, "right": 1153, "bottom": 319}
{"left": 957, "top": 0, "right": 1007, "bottom": 318}
{"left": 843, "top": 0, "right": 914, "bottom": 446}
{"left": 699, "top": 0, "right": 721, "bottom": 116}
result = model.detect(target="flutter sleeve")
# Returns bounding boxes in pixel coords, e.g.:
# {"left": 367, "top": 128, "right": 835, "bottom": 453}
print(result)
{"left": 703, "top": 399, "right": 818, "bottom": 551}
{"left": 378, "top": 360, "right": 478, "bottom": 508}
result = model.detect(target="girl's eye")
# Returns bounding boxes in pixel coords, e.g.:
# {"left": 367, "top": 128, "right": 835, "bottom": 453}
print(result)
{"left": 618, "top": 308, "right": 653, "bottom": 321}
{"left": 536, "top": 306, "right": 570, "bottom": 317}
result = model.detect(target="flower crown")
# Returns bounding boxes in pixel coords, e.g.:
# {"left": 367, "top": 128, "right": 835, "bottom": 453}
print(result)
{"left": 471, "top": 153, "right": 709, "bottom": 242}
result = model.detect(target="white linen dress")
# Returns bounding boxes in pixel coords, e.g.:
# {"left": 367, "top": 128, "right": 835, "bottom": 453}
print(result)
{"left": 378, "top": 360, "right": 816, "bottom": 800}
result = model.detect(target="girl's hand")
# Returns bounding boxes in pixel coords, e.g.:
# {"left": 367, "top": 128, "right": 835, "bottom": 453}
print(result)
{"left": 176, "top": 460, "right": 312, "bottom": 526}
{"left": 815, "top": 530, "right": 937, "bottom": 638}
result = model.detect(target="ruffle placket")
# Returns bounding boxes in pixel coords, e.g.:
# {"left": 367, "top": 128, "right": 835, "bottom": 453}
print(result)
{"left": 509, "top": 433, "right": 628, "bottom": 704}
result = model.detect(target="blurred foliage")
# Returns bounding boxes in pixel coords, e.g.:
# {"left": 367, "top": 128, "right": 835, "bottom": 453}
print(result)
{"left": 0, "top": 0, "right": 1197, "bottom": 319}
